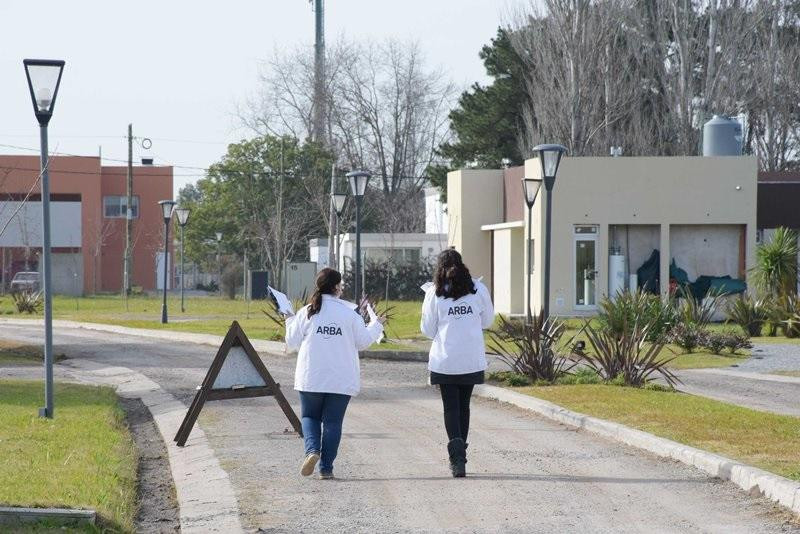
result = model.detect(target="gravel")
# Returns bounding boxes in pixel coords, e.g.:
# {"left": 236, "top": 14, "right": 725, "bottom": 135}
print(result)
{"left": 734, "top": 343, "right": 800, "bottom": 373}
{"left": 2, "top": 324, "right": 799, "bottom": 533}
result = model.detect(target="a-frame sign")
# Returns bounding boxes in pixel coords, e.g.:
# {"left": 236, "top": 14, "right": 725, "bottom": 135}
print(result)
{"left": 174, "top": 320, "right": 302, "bottom": 447}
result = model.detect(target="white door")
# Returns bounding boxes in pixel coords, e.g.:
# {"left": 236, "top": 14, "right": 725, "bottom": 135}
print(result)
{"left": 156, "top": 252, "right": 171, "bottom": 290}
{"left": 574, "top": 226, "right": 598, "bottom": 311}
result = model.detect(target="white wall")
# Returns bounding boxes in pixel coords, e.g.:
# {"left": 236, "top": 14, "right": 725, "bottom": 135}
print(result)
{"left": 425, "top": 187, "right": 449, "bottom": 235}
{"left": 0, "top": 200, "right": 81, "bottom": 247}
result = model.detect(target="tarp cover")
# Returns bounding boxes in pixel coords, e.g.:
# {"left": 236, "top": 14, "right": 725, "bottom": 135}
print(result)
{"left": 635, "top": 249, "right": 746, "bottom": 298}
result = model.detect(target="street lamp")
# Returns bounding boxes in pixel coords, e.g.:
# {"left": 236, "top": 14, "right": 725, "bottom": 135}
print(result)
{"left": 331, "top": 192, "right": 347, "bottom": 271}
{"left": 532, "top": 143, "right": 567, "bottom": 321}
{"left": 522, "top": 178, "right": 542, "bottom": 321}
{"left": 215, "top": 232, "right": 222, "bottom": 297}
{"left": 23, "top": 58, "right": 65, "bottom": 419}
{"left": 346, "top": 170, "right": 370, "bottom": 301}
{"left": 173, "top": 206, "right": 190, "bottom": 313}
{"left": 158, "top": 200, "right": 176, "bottom": 324}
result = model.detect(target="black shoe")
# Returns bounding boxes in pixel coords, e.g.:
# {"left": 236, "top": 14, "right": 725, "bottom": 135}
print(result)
{"left": 447, "top": 438, "right": 466, "bottom": 478}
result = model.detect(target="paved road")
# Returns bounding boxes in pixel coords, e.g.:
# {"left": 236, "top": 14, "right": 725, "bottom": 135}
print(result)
{"left": 675, "top": 343, "right": 800, "bottom": 417}
{"left": 1, "top": 324, "right": 797, "bottom": 533}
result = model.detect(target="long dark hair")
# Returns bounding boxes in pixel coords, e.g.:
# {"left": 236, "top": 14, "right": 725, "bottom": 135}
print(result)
{"left": 434, "top": 248, "right": 476, "bottom": 300}
{"left": 308, "top": 268, "right": 342, "bottom": 318}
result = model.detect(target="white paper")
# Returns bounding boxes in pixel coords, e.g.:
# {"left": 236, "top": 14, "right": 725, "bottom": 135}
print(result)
{"left": 268, "top": 286, "right": 294, "bottom": 316}
{"left": 366, "top": 303, "right": 385, "bottom": 342}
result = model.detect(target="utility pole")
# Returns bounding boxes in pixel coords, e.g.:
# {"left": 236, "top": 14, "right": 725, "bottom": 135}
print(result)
{"left": 312, "top": 0, "right": 326, "bottom": 143}
{"left": 328, "top": 162, "right": 336, "bottom": 268}
{"left": 276, "top": 139, "right": 285, "bottom": 290}
{"left": 123, "top": 124, "right": 133, "bottom": 303}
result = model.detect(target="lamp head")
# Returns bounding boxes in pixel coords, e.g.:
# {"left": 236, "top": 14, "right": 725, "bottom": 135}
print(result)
{"left": 331, "top": 192, "right": 348, "bottom": 217}
{"left": 522, "top": 178, "right": 543, "bottom": 209}
{"left": 158, "top": 200, "right": 176, "bottom": 222}
{"left": 23, "top": 59, "right": 65, "bottom": 126}
{"left": 174, "top": 206, "right": 190, "bottom": 226}
{"left": 532, "top": 143, "right": 567, "bottom": 186}
{"left": 346, "top": 170, "right": 371, "bottom": 197}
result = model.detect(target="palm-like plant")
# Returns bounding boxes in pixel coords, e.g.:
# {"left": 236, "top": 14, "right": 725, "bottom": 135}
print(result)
{"left": 753, "top": 227, "right": 798, "bottom": 297}
{"left": 725, "top": 295, "right": 767, "bottom": 337}
{"left": 581, "top": 319, "right": 680, "bottom": 388}
{"left": 486, "top": 312, "right": 578, "bottom": 383}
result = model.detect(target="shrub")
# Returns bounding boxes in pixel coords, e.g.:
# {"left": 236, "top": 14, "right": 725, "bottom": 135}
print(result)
{"left": 580, "top": 320, "right": 679, "bottom": 388}
{"left": 723, "top": 333, "right": 752, "bottom": 354}
{"left": 667, "top": 323, "right": 706, "bottom": 353}
{"left": 487, "top": 371, "right": 533, "bottom": 387}
{"left": 221, "top": 262, "right": 243, "bottom": 300}
{"left": 726, "top": 295, "right": 767, "bottom": 337}
{"left": 555, "top": 367, "right": 602, "bottom": 385}
{"left": 676, "top": 287, "right": 722, "bottom": 328}
{"left": 598, "top": 290, "right": 676, "bottom": 343}
{"left": 753, "top": 227, "right": 798, "bottom": 297}
{"left": 700, "top": 332, "right": 726, "bottom": 355}
{"left": 487, "top": 312, "right": 577, "bottom": 383}
{"left": 12, "top": 290, "right": 42, "bottom": 314}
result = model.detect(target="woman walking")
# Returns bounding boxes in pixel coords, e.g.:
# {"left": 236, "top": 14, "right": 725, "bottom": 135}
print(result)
{"left": 421, "top": 249, "right": 495, "bottom": 477}
{"left": 286, "top": 268, "right": 385, "bottom": 479}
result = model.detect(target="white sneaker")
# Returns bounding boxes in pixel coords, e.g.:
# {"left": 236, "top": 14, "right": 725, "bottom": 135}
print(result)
{"left": 301, "top": 453, "right": 320, "bottom": 476}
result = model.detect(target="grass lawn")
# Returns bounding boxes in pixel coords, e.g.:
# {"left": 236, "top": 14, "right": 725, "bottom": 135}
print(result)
{"left": 0, "top": 380, "right": 137, "bottom": 532}
{"left": 515, "top": 384, "right": 800, "bottom": 481}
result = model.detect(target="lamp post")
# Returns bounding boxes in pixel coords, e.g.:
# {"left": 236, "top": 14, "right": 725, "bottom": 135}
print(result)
{"left": 158, "top": 200, "right": 176, "bottom": 323}
{"left": 331, "top": 192, "right": 347, "bottom": 271}
{"left": 23, "top": 58, "right": 65, "bottom": 419}
{"left": 215, "top": 232, "right": 222, "bottom": 297}
{"left": 346, "top": 171, "right": 370, "bottom": 301}
{"left": 532, "top": 144, "right": 567, "bottom": 321}
{"left": 522, "top": 178, "right": 542, "bottom": 321}
{"left": 173, "top": 207, "right": 190, "bottom": 313}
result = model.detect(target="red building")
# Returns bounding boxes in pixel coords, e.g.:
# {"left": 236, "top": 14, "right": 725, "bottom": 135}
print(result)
{"left": 0, "top": 155, "right": 173, "bottom": 294}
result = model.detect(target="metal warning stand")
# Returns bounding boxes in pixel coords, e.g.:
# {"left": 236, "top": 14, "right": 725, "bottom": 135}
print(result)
{"left": 174, "top": 320, "right": 302, "bottom": 446}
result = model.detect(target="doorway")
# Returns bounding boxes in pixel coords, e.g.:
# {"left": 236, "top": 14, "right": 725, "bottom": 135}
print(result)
{"left": 574, "top": 226, "right": 598, "bottom": 310}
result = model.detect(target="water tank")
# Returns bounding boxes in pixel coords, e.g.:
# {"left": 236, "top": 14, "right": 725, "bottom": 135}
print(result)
{"left": 609, "top": 251, "right": 626, "bottom": 298}
{"left": 702, "top": 115, "right": 742, "bottom": 156}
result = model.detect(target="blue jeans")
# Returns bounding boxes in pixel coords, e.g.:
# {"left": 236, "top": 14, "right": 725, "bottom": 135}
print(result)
{"left": 298, "top": 391, "right": 351, "bottom": 474}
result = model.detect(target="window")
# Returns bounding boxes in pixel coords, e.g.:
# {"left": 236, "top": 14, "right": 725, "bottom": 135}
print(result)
{"left": 363, "top": 247, "right": 421, "bottom": 263}
{"left": 104, "top": 195, "right": 139, "bottom": 218}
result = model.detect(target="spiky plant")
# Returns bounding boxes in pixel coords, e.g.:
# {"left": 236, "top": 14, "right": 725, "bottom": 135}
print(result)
{"left": 486, "top": 311, "right": 578, "bottom": 383}
{"left": 725, "top": 295, "right": 767, "bottom": 337}
{"left": 12, "top": 290, "right": 43, "bottom": 314}
{"left": 581, "top": 319, "right": 680, "bottom": 388}
{"left": 753, "top": 227, "right": 798, "bottom": 298}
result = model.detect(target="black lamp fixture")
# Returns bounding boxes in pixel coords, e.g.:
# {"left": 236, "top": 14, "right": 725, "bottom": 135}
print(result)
{"left": 346, "top": 170, "right": 371, "bottom": 301}
{"left": 158, "top": 200, "right": 176, "bottom": 324}
{"left": 332, "top": 192, "right": 348, "bottom": 217}
{"left": 23, "top": 59, "right": 65, "bottom": 126}
{"left": 521, "top": 177, "right": 543, "bottom": 321}
{"left": 531, "top": 144, "right": 567, "bottom": 321}
{"left": 173, "top": 207, "right": 190, "bottom": 313}
{"left": 532, "top": 144, "right": 567, "bottom": 191}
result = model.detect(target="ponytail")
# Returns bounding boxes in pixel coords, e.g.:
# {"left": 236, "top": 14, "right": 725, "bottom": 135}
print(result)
{"left": 434, "top": 248, "right": 476, "bottom": 300}
{"left": 307, "top": 268, "right": 342, "bottom": 318}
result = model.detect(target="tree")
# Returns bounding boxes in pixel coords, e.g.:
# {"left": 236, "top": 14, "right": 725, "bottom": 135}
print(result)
{"left": 243, "top": 37, "right": 454, "bottom": 233}
{"left": 428, "top": 28, "right": 528, "bottom": 197}
{"left": 178, "top": 135, "right": 334, "bottom": 290}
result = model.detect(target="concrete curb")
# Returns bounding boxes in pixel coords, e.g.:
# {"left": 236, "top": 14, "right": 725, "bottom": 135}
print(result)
{"left": 0, "top": 318, "right": 429, "bottom": 362}
{"left": 474, "top": 384, "right": 800, "bottom": 516}
{"left": 62, "top": 359, "right": 244, "bottom": 534}
{"left": 0, "top": 507, "right": 95, "bottom": 526}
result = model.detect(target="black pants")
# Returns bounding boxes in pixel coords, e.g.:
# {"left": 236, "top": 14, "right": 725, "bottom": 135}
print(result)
{"left": 439, "top": 384, "right": 474, "bottom": 442}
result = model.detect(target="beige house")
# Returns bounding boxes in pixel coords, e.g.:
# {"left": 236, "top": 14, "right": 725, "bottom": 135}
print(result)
{"left": 448, "top": 156, "right": 757, "bottom": 316}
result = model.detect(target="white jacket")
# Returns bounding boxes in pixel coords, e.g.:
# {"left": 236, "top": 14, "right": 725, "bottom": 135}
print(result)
{"left": 286, "top": 294, "right": 383, "bottom": 396}
{"left": 420, "top": 279, "right": 495, "bottom": 375}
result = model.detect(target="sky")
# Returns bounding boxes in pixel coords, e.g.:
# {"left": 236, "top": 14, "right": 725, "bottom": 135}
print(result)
{"left": 0, "top": 1, "right": 511, "bottom": 197}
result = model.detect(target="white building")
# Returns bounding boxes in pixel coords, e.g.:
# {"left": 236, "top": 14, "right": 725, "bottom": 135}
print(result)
{"left": 309, "top": 187, "right": 449, "bottom": 271}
